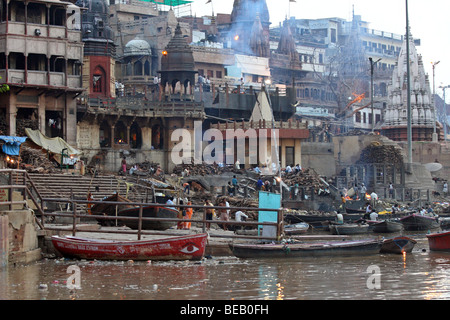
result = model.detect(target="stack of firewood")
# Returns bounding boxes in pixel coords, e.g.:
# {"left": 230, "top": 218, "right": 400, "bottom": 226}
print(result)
{"left": 16, "top": 120, "right": 38, "bottom": 137}
{"left": 282, "top": 168, "right": 327, "bottom": 189}
{"left": 19, "top": 145, "right": 58, "bottom": 173}
{"left": 357, "top": 143, "right": 404, "bottom": 165}
{"left": 214, "top": 196, "right": 259, "bottom": 220}
{"left": 173, "top": 163, "right": 240, "bottom": 176}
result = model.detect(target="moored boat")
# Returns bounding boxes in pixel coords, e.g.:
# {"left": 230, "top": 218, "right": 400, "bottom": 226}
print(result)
{"left": 400, "top": 214, "right": 439, "bottom": 231}
{"left": 426, "top": 230, "right": 450, "bottom": 252}
{"left": 439, "top": 217, "right": 450, "bottom": 230}
{"left": 284, "top": 222, "right": 310, "bottom": 235}
{"left": 51, "top": 233, "right": 208, "bottom": 261}
{"left": 372, "top": 220, "right": 404, "bottom": 233}
{"left": 118, "top": 205, "right": 179, "bottom": 230}
{"left": 90, "top": 193, "right": 134, "bottom": 226}
{"left": 230, "top": 239, "right": 383, "bottom": 259}
{"left": 380, "top": 236, "right": 417, "bottom": 254}
{"left": 329, "top": 223, "right": 370, "bottom": 235}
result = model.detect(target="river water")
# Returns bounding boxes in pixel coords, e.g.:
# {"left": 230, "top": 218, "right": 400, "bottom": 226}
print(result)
{"left": 0, "top": 232, "right": 449, "bottom": 301}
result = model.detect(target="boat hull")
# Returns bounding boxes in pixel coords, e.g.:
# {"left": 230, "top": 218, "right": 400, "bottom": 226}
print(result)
{"left": 426, "top": 231, "right": 450, "bottom": 252}
{"left": 380, "top": 236, "right": 417, "bottom": 254}
{"left": 329, "top": 224, "right": 370, "bottom": 235}
{"left": 372, "top": 220, "right": 404, "bottom": 233}
{"left": 400, "top": 214, "right": 440, "bottom": 231}
{"left": 284, "top": 223, "right": 310, "bottom": 235}
{"left": 118, "top": 206, "right": 179, "bottom": 230}
{"left": 51, "top": 234, "right": 208, "bottom": 261}
{"left": 230, "top": 240, "right": 383, "bottom": 259}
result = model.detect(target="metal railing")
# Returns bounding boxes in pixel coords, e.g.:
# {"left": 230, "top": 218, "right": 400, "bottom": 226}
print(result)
{"left": 40, "top": 198, "right": 284, "bottom": 241}
{"left": 0, "top": 169, "right": 45, "bottom": 229}
{"left": 0, "top": 169, "right": 283, "bottom": 241}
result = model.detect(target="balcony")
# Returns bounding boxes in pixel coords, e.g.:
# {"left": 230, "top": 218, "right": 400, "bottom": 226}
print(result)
{"left": 0, "top": 69, "right": 82, "bottom": 89}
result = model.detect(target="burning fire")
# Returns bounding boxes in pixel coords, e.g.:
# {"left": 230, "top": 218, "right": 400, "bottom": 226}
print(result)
{"left": 234, "top": 35, "right": 240, "bottom": 41}
{"left": 365, "top": 193, "right": 371, "bottom": 200}
{"left": 346, "top": 92, "right": 366, "bottom": 108}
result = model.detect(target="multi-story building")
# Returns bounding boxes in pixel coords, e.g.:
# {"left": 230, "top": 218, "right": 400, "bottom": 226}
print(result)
{"left": 0, "top": 0, "right": 84, "bottom": 145}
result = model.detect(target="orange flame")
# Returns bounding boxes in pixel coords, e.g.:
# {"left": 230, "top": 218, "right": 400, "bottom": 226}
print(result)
{"left": 346, "top": 92, "right": 366, "bottom": 108}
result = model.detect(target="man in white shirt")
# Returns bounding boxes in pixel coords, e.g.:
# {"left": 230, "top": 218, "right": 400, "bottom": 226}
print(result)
{"left": 235, "top": 210, "right": 249, "bottom": 231}
{"left": 369, "top": 210, "right": 378, "bottom": 221}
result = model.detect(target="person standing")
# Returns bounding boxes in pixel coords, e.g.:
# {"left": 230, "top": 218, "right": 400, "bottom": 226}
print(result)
{"left": 235, "top": 210, "right": 249, "bottom": 230}
{"left": 204, "top": 199, "right": 214, "bottom": 231}
{"left": 183, "top": 201, "right": 193, "bottom": 230}
{"left": 121, "top": 158, "right": 127, "bottom": 174}
{"left": 218, "top": 198, "right": 229, "bottom": 231}
{"left": 389, "top": 182, "right": 394, "bottom": 198}
{"left": 256, "top": 178, "right": 263, "bottom": 191}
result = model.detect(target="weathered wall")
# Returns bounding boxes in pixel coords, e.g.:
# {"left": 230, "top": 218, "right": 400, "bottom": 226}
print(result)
{"left": 0, "top": 210, "right": 41, "bottom": 266}
{"left": 301, "top": 142, "right": 335, "bottom": 177}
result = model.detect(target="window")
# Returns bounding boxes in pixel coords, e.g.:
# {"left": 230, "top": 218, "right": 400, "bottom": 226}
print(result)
{"left": 93, "top": 66, "right": 106, "bottom": 94}
{"left": 216, "top": 70, "right": 222, "bottom": 78}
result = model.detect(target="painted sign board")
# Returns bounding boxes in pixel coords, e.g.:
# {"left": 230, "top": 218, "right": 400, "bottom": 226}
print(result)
{"left": 258, "top": 191, "right": 281, "bottom": 238}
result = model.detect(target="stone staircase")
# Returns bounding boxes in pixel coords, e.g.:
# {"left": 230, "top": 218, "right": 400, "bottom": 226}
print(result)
{"left": 26, "top": 173, "right": 152, "bottom": 213}
{"left": 376, "top": 136, "right": 436, "bottom": 192}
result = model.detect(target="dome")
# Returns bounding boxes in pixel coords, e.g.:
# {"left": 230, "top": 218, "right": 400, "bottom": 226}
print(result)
{"left": 124, "top": 38, "right": 152, "bottom": 56}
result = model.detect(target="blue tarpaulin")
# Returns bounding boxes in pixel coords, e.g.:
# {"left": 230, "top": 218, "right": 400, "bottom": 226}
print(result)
{"left": 0, "top": 136, "right": 27, "bottom": 156}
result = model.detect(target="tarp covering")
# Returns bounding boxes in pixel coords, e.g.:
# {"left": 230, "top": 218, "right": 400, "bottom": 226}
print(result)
{"left": 25, "top": 128, "right": 80, "bottom": 155}
{"left": 0, "top": 136, "right": 27, "bottom": 156}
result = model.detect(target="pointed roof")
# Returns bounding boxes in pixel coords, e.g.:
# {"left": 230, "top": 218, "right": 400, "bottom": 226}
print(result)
{"left": 276, "top": 19, "right": 299, "bottom": 61}
{"left": 250, "top": 90, "right": 274, "bottom": 122}
{"left": 249, "top": 13, "right": 269, "bottom": 57}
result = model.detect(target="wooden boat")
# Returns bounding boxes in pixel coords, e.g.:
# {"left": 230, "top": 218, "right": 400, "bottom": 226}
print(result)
{"left": 90, "top": 193, "right": 134, "bottom": 226}
{"left": 329, "top": 223, "right": 370, "bottom": 235}
{"left": 230, "top": 239, "right": 383, "bottom": 259}
{"left": 284, "top": 222, "right": 310, "bottom": 235}
{"left": 51, "top": 233, "right": 208, "bottom": 261}
{"left": 439, "top": 217, "right": 450, "bottom": 230}
{"left": 380, "top": 236, "right": 417, "bottom": 254}
{"left": 118, "top": 205, "right": 179, "bottom": 230}
{"left": 372, "top": 220, "right": 404, "bottom": 233}
{"left": 400, "top": 214, "right": 440, "bottom": 231}
{"left": 426, "top": 231, "right": 450, "bottom": 252}
{"left": 285, "top": 213, "right": 363, "bottom": 228}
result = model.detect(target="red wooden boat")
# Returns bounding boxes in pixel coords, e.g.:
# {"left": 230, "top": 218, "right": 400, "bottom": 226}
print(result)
{"left": 426, "top": 231, "right": 450, "bottom": 252}
{"left": 51, "top": 233, "right": 208, "bottom": 261}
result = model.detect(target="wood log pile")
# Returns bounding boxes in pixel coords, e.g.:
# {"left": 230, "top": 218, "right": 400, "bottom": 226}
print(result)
{"left": 282, "top": 168, "right": 328, "bottom": 189}
{"left": 357, "top": 142, "right": 404, "bottom": 165}
{"left": 19, "top": 145, "right": 59, "bottom": 173}
{"left": 214, "top": 196, "right": 259, "bottom": 220}
{"left": 16, "top": 119, "right": 38, "bottom": 137}
{"left": 172, "top": 163, "right": 241, "bottom": 176}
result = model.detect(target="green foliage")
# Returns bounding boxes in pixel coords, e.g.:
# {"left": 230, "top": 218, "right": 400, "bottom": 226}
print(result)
{"left": 0, "top": 76, "right": 9, "bottom": 93}
{"left": 0, "top": 84, "right": 9, "bottom": 93}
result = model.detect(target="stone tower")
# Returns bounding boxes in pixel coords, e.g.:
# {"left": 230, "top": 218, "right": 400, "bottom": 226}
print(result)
{"left": 230, "top": 0, "right": 270, "bottom": 57}
{"left": 77, "top": 0, "right": 116, "bottom": 98}
{"left": 382, "top": 32, "right": 435, "bottom": 142}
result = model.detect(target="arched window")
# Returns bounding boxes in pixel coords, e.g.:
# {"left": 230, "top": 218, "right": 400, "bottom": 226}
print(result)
{"left": 93, "top": 66, "right": 106, "bottom": 94}
{"left": 130, "top": 122, "right": 142, "bottom": 149}
{"left": 134, "top": 61, "right": 143, "bottom": 76}
{"left": 144, "top": 60, "right": 151, "bottom": 76}
{"left": 114, "top": 121, "right": 127, "bottom": 144}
